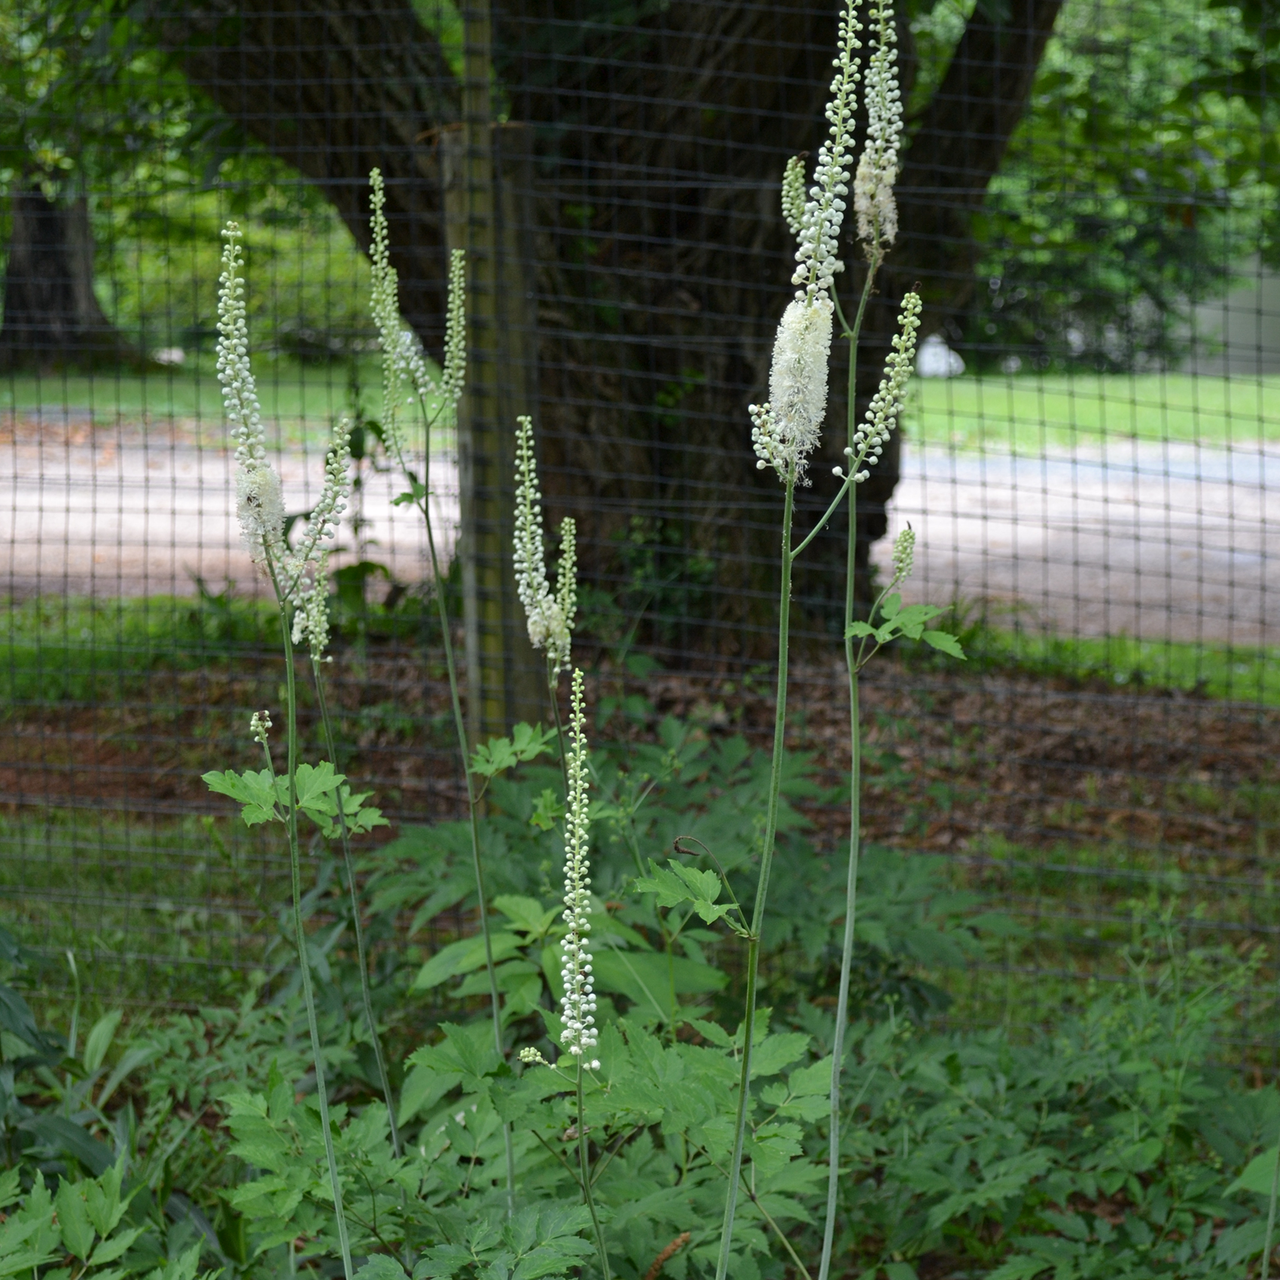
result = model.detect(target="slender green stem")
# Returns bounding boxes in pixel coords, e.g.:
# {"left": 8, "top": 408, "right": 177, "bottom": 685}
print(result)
{"left": 791, "top": 473, "right": 854, "bottom": 561}
{"left": 548, "top": 664, "right": 570, "bottom": 798}
{"left": 393, "top": 432, "right": 516, "bottom": 1209}
{"left": 271, "top": 580, "right": 354, "bottom": 1280}
{"left": 818, "top": 265, "right": 878, "bottom": 1280}
{"left": 1263, "top": 1129, "right": 1280, "bottom": 1280}
{"left": 311, "top": 670, "right": 401, "bottom": 1158}
{"left": 577, "top": 1064, "right": 611, "bottom": 1279}
{"left": 714, "top": 475, "right": 796, "bottom": 1280}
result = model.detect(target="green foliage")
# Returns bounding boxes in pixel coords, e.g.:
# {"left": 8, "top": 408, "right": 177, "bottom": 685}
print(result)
{"left": 202, "top": 761, "right": 387, "bottom": 838}
{"left": 966, "top": 0, "right": 1276, "bottom": 370}
{"left": 846, "top": 592, "right": 966, "bottom": 659}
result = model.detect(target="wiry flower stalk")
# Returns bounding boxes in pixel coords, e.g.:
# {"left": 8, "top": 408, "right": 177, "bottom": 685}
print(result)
{"left": 215, "top": 222, "right": 355, "bottom": 1280}
{"left": 367, "top": 171, "right": 518, "bottom": 1208}
{"left": 559, "top": 668, "right": 609, "bottom": 1279}
{"left": 854, "top": 0, "right": 903, "bottom": 257}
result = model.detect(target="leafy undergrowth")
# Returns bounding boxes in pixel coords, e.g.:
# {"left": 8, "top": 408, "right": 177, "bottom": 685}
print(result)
{"left": 4, "top": 722, "right": 1280, "bottom": 1279}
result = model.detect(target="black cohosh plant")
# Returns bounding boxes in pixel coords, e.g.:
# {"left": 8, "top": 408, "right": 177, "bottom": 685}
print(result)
{"left": 194, "top": 0, "right": 970, "bottom": 1275}
{"left": 132, "top": 2, "right": 1280, "bottom": 1279}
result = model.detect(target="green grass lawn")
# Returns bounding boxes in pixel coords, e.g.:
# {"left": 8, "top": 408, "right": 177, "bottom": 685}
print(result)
{"left": 0, "top": 355, "right": 448, "bottom": 446}
{"left": 910, "top": 371, "right": 1280, "bottom": 451}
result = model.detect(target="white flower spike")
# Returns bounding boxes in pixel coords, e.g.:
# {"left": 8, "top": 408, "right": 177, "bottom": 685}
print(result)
{"left": 559, "top": 670, "right": 599, "bottom": 1066}
{"left": 514, "top": 416, "right": 575, "bottom": 672}
{"left": 217, "top": 222, "right": 351, "bottom": 661}
{"left": 753, "top": 0, "right": 861, "bottom": 483}
{"left": 855, "top": 0, "right": 904, "bottom": 256}
{"left": 846, "top": 292, "right": 922, "bottom": 484}
{"left": 370, "top": 170, "right": 465, "bottom": 450}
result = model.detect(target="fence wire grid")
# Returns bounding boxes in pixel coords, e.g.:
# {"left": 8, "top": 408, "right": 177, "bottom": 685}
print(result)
{"left": 2, "top": 0, "right": 1279, "bottom": 1049}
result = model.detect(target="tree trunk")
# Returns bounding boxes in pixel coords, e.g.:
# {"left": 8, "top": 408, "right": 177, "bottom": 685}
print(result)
{"left": 0, "top": 187, "right": 135, "bottom": 371}
{"left": 156, "top": 0, "right": 1063, "bottom": 648}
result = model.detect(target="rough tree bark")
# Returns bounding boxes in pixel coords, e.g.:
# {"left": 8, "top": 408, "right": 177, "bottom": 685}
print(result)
{"left": 0, "top": 187, "right": 136, "bottom": 371}
{"left": 155, "top": 0, "right": 1063, "bottom": 647}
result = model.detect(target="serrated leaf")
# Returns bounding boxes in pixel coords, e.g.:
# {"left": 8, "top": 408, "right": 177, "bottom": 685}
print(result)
{"left": 1228, "top": 1146, "right": 1280, "bottom": 1195}
{"left": 55, "top": 1180, "right": 96, "bottom": 1260}
{"left": 493, "top": 895, "right": 559, "bottom": 939}
{"left": 749, "top": 1033, "right": 810, "bottom": 1079}
{"left": 355, "top": 1257, "right": 410, "bottom": 1280}
{"left": 890, "top": 603, "right": 945, "bottom": 638}
{"left": 922, "top": 629, "right": 965, "bottom": 658}
{"left": 844, "top": 621, "right": 876, "bottom": 638}
{"left": 87, "top": 1226, "right": 144, "bottom": 1266}
{"left": 202, "top": 768, "right": 280, "bottom": 826}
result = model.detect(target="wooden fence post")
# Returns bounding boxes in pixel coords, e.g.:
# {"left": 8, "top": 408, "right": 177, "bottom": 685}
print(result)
{"left": 442, "top": 0, "right": 541, "bottom": 743}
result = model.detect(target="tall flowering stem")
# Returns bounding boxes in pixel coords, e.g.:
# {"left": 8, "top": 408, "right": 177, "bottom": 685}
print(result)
{"left": 513, "top": 416, "right": 577, "bottom": 782}
{"left": 716, "top": 1, "right": 861, "bottom": 1274}
{"left": 559, "top": 670, "right": 609, "bottom": 1279}
{"left": 216, "top": 225, "right": 355, "bottom": 1280}
{"left": 368, "top": 170, "right": 516, "bottom": 1206}
{"left": 714, "top": 473, "right": 796, "bottom": 1280}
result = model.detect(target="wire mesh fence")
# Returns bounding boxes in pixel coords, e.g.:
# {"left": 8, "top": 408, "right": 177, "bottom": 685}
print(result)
{"left": 2, "top": 0, "right": 1279, "bottom": 1048}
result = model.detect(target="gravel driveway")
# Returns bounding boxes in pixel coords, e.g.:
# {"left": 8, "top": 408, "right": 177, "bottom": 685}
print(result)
{"left": 5, "top": 419, "right": 1276, "bottom": 646}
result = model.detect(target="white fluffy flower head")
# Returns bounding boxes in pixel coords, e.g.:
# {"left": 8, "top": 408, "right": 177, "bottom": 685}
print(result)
{"left": 514, "top": 417, "right": 575, "bottom": 670}
{"left": 559, "top": 670, "right": 598, "bottom": 1064}
{"left": 854, "top": 1, "right": 903, "bottom": 256}
{"left": 751, "top": 295, "right": 834, "bottom": 482}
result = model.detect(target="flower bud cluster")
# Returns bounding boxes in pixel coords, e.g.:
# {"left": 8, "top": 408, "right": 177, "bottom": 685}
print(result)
{"left": 845, "top": 292, "right": 921, "bottom": 484}
{"left": 554, "top": 517, "right": 578, "bottom": 675}
{"left": 518, "top": 1047, "right": 551, "bottom": 1067}
{"left": 514, "top": 416, "right": 575, "bottom": 670}
{"left": 217, "top": 225, "right": 267, "bottom": 471}
{"left": 559, "top": 670, "right": 599, "bottom": 1067}
{"left": 781, "top": 155, "right": 807, "bottom": 243}
{"left": 889, "top": 524, "right": 915, "bottom": 587}
{"left": 441, "top": 248, "right": 467, "bottom": 409}
{"left": 790, "top": 0, "right": 862, "bottom": 302}
{"left": 370, "top": 170, "right": 467, "bottom": 451}
{"left": 854, "top": 1, "right": 903, "bottom": 255}
{"left": 249, "top": 709, "right": 272, "bottom": 746}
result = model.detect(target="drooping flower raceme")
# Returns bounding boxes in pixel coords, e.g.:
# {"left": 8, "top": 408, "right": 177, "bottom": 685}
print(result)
{"left": 854, "top": 0, "right": 903, "bottom": 256}
{"left": 838, "top": 291, "right": 922, "bottom": 485}
{"left": 369, "top": 169, "right": 467, "bottom": 454}
{"left": 219, "top": 226, "right": 285, "bottom": 567}
{"left": 559, "top": 670, "right": 599, "bottom": 1067}
{"left": 217, "top": 223, "right": 350, "bottom": 661}
{"left": 514, "top": 416, "right": 575, "bottom": 672}
{"left": 751, "top": 0, "right": 861, "bottom": 482}
{"left": 781, "top": 155, "right": 807, "bottom": 243}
